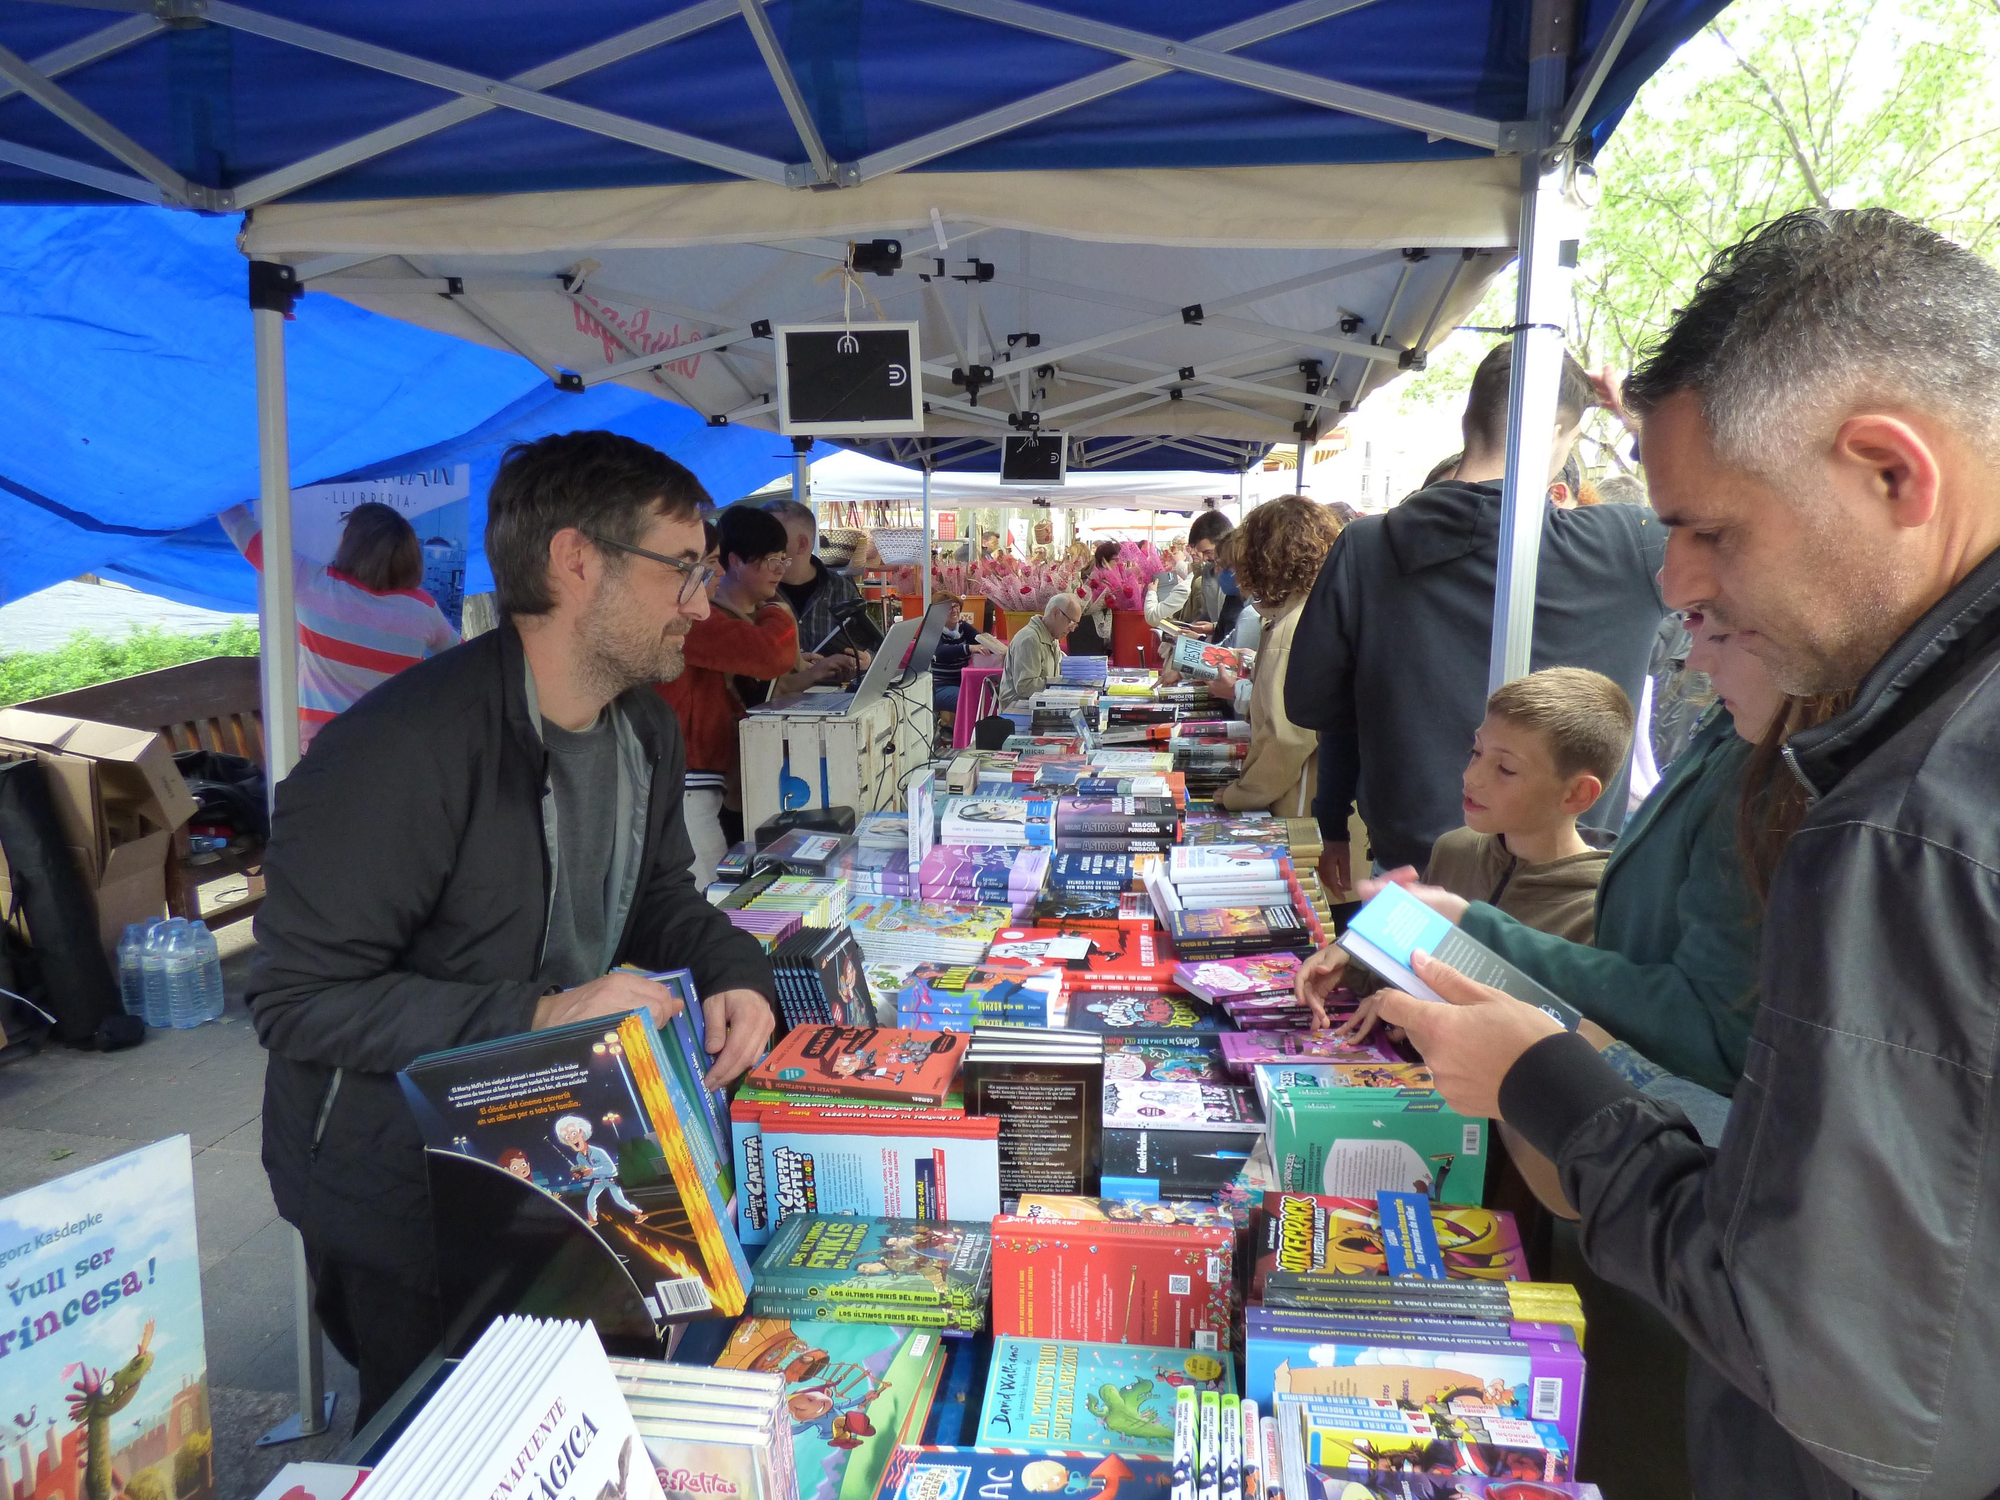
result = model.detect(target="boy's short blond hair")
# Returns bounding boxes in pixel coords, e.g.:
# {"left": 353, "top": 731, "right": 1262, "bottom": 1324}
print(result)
{"left": 1485, "top": 667, "right": 1635, "bottom": 784}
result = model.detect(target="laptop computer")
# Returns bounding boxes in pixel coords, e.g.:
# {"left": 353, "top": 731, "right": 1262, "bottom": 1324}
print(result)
{"left": 753, "top": 602, "right": 950, "bottom": 719}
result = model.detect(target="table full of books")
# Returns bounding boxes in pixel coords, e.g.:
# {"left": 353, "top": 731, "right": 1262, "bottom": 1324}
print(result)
{"left": 318, "top": 662, "right": 1604, "bottom": 1500}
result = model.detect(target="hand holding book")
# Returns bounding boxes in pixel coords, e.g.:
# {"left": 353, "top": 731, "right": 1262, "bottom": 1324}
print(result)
{"left": 1372, "top": 950, "right": 1565, "bottom": 1119}
{"left": 534, "top": 970, "right": 683, "bottom": 1031}
{"left": 700, "top": 987, "right": 779, "bottom": 1086}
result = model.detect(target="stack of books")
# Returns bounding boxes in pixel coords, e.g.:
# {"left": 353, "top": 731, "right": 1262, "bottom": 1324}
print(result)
{"left": 975, "top": 1336, "right": 1234, "bottom": 1456}
{"left": 989, "top": 923, "right": 1180, "bottom": 995}
{"left": 1172, "top": 952, "right": 1304, "bottom": 1002}
{"left": 846, "top": 898, "right": 1015, "bottom": 966}
{"left": 353, "top": 1317, "right": 663, "bottom": 1500}
{"left": 747, "top": 1023, "right": 968, "bottom": 1108}
{"left": 842, "top": 845, "right": 918, "bottom": 899}
{"left": 610, "top": 1358, "right": 798, "bottom": 1500}
{"left": 989, "top": 1206, "right": 1233, "bottom": 1348}
{"left": 853, "top": 809, "right": 910, "bottom": 848}
{"left": 897, "top": 960, "right": 1066, "bottom": 1029}
{"left": 744, "top": 875, "right": 847, "bottom": 927}
{"left": 918, "top": 844, "right": 1050, "bottom": 914}
{"left": 749, "top": 1213, "right": 994, "bottom": 1331}
{"left": 962, "top": 1024, "right": 1105, "bottom": 1197}
{"left": 1045, "top": 850, "right": 1163, "bottom": 900}
{"left": 939, "top": 794, "right": 1057, "bottom": 847}
{"left": 723, "top": 905, "right": 805, "bottom": 952}
{"left": 1054, "top": 795, "right": 1180, "bottom": 852}
{"left": 769, "top": 926, "right": 876, "bottom": 1031}
{"left": 1059, "top": 654, "right": 1110, "bottom": 686}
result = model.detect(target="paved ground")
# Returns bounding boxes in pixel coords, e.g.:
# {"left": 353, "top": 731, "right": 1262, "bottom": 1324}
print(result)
{"left": 0, "top": 579, "right": 255, "bottom": 653}
{"left": 0, "top": 924, "right": 362, "bottom": 1500}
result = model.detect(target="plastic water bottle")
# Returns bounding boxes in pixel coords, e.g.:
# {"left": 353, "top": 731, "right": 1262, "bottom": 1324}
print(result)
{"left": 117, "top": 923, "right": 148, "bottom": 1017}
{"left": 194, "top": 924, "right": 226, "bottom": 1023}
{"left": 139, "top": 918, "right": 181, "bottom": 1028}
{"left": 165, "top": 921, "right": 204, "bottom": 1030}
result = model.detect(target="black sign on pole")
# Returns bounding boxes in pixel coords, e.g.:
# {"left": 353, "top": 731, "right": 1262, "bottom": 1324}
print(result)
{"left": 1000, "top": 432, "right": 1067, "bottom": 485}
{"left": 776, "top": 322, "right": 925, "bottom": 435}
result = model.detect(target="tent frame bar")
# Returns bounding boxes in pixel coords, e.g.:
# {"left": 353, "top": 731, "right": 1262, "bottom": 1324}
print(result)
{"left": 734, "top": 0, "right": 843, "bottom": 186}
{"left": 1557, "top": 0, "right": 1651, "bottom": 146}
{"left": 908, "top": 0, "right": 1525, "bottom": 152}
{"left": 0, "top": 11, "right": 159, "bottom": 106}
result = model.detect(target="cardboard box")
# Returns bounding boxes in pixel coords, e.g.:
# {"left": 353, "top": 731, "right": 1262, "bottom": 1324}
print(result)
{"left": 738, "top": 678, "right": 933, "bottom": 836}
{"left": 0, "top": 709, "right": 198, "bottom": 956}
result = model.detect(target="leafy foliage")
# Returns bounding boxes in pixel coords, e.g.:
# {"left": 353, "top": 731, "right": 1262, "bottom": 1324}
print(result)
{"left": 0, "top": 623, "right": 259, "bottom": 707}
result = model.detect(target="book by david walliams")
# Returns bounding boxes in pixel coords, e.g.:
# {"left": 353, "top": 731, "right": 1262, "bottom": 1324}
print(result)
{"left": 977, "top": 1338, "right": 1235, "bottom": 1456}
{"left": 0, "top": 1137, "right": 216, "bottom": 1500}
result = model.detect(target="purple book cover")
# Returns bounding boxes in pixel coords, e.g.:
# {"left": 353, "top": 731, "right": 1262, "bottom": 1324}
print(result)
{"left": 1219, "top": 1031, "right": 1402, "bottom": 1073}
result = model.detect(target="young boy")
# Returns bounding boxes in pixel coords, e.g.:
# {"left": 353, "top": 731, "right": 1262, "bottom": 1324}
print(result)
{"left": 1299, "top": 666, "right": 1635, "bottom": 1025}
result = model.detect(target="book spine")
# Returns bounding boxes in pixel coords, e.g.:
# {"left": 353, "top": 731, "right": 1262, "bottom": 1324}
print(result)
{"left": 628, "top": 1021, "right": 752, "bottom": 1314}
{"left": 1240, "top": 1400, "right": 1262, "bottom": 1500}
{"left": 750, "top": 1294, "right": 981, "bottom": 1330}
{"left": 1220, "top": 1395, "right": 1242, "bottom": 1500}
{"left": 1172, "top": 1387, "right": 1197, "bottom": 1500}
{"left": 1199, "top": 1391, "right": 1220, "bottom": 1500}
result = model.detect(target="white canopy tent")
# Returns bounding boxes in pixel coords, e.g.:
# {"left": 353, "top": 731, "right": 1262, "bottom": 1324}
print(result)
{"left": 801, "top": 447, "right": 1254, "bottom": 511}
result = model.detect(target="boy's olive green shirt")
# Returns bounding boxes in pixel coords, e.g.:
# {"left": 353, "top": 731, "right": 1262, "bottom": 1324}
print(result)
{"left": 1423, "top": 826, "right": 1607, "bottom": 946}
{"left": 1456, "top": 708, "right": 1758, "bottom": 1094}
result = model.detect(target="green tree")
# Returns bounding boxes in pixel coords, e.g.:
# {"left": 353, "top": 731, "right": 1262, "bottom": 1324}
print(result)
{"left": 173, "top": 1431, "right": 212, "bottom": 1498}
{"left": 124, "top": 1471, "right": 169, "bottom": 1500}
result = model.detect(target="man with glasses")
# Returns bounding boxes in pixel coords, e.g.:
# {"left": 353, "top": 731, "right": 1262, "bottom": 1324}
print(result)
{"left": 251, "top": 430, "right": 778, "bottom": 1424}
{"left": 1144, "top": 510, "right": 1235, "bottom": 636}
{"left": 999, "top": 592, "right": 1082, "bottom": 711}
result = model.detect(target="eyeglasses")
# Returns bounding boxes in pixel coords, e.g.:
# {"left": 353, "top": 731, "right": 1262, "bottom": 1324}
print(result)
{"left": 587, "top": 533, "right": 715, "bottom": 604}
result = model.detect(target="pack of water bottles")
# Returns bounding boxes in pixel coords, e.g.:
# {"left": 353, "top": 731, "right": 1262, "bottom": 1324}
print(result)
{"left": 116, "top": 917, "right": 226, "bottom": 1028}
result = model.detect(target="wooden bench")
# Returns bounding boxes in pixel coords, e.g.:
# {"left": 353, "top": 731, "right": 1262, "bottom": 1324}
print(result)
{"left": 24, "top": 655, "right": 267, "bottom": 928}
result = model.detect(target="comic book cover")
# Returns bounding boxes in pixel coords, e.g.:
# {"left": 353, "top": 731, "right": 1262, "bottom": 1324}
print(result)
{"left": 0, "top": 1139, "right": 216, "bottom": 1500}
{"left": 1250, "top": 1194, "right": 1528, "bottom": 1294}
{"left": 1217, "top": 1032, "right": 1404, "bottom": 1074}
{"left": 749, "top": 1025, "right": 969, "bottom": 1107}
{"left": 1247, "top": 1314, "right": 1585, "bottom": 1447}
{"left": 898, "top": 963, "right": 1066, "bottom": 1029}
{"left": 1103, "top": 1081, "right": 1264, "bottom": 1134}
{"left": 1172, "top": 955, "right": 1304, "bottom": 1002}
{"left": 990, "top": 1215, "right": 1234, "bottom": 1350}
{"left": 1266, "top": 1089, "right": 1488, "bottom": 1207}
{"left": 990, "top": 926, "right": 1181, "bottom": 993}
{"left": 1249, "top": 1063, "right": 1436, "bottom": 1095}
{"left": 1164, "top": 906, "right": 1310, "bottom": 959}
{"left": 753, "top": 1216, "right": 992, "bottom": 1310}
{"left": 716, "top": 1319, "right": 946, "bottom": 1500}
{"left": 877, "top": 1448, "right": 1175, "bottom": 1500}
{"left": 1103, "top": 1034, "right": 1230, "bottom": 1083}
{"left": 400, "top": 1010, "right": 749, "bottom": 1319}
{"left": 1032, "top": 890, "right": 1160, "bottom": 929}
{"left": 977, "top": 1339, "right": 1235, "bottom": 1456}
{"left": 1274, "top": 1395, "right": 1592, "bottom": 1497}
{"left": 1069, "top": 991, "right": 1233, "bottom": 1033}
{"left": 747, "top": 1108, "right": 1003, "bottom": 1231}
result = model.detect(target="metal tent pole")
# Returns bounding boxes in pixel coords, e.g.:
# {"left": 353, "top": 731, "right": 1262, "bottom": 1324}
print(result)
{"left": 247, "top": 259, "right": 332, "bottom": 1447}
{"left": 1489, "top": 0, "right": 1575, "bottom": 691}
{"left": 921, "top": 460, "right": 933, "bottom": 613}
{"left": 1295, "top": 436, "right": 1308, "bottom": 491}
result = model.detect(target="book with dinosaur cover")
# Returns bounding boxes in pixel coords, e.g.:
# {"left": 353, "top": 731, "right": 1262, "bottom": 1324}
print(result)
{"left": 877, "top": 1448, "right": 1175, "bottom": 1500}
{"left": 989, "top": 1213, "right": 1234, "bottom": 1350}
{"left": 1265, "top": 1087, "right": 1487, "bottom": 1207}
{"left": 748, "top": 1025, "right": 968, "bottom": 1107}
{"left": 399, "top": 1009, "right": 750, "bottom": 1320}
{"left": 752, "top": 1216, "right": 992, "bottom": 1311}
{"left": 0, "top": 1137, "right": 214, "bottom": 1500}
{"left": 977, "top": 1339, "right": 1235, "bottom": 1456}
{"left": 716, "top": 1318, "right": 946, "bottom": 1500}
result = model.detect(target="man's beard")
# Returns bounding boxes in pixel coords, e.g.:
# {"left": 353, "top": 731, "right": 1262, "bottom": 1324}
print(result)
{"left": 577, "top": 578, "right": 690, "bottom": 698}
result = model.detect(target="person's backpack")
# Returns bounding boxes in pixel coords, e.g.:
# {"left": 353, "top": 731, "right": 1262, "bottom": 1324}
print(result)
{"left": 172, "top": 750, "right": 269, "bottom": 844}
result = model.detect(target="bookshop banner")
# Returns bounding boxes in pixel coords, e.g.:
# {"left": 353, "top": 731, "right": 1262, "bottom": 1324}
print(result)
{"left": 290, "top": 464, "right": 472, "bottom": 629}
{"left": 0, "top": 1136, "right": 214, "bottom": 1500}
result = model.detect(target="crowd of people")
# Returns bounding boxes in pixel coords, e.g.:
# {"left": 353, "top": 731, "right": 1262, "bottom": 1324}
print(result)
{"left": 235, "top": 207, "right": 2000, "bottom": 1499}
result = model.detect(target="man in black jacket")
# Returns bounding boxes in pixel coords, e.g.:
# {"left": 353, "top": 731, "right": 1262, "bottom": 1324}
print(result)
{"left": 1285, "top": 342, "right": 1666, "bottom": 888}
{"left": 251, "top": 431, "right": 778, "bottom": 1423}
{"left": 1375, "top": 210, "right": 2000, "bottom": 1498}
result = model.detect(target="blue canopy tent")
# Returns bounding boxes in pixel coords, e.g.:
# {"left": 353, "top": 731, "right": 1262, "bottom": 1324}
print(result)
{"left": 0, "top": 0, "right": 1724, "bottom": 1435}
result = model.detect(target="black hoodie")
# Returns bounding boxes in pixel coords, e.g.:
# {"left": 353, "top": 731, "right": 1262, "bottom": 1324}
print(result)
{"left": 1284, "top": 480, "right": 1667, "bottom": 871}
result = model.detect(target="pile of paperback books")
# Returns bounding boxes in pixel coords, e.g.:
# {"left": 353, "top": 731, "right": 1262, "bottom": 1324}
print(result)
{"left": 749, "top": 1213, "right": 993, "bottom": 1330}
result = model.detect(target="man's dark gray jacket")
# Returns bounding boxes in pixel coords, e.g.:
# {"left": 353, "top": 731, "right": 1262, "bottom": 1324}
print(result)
{"left": 1286, "top": 481, "right": 1668, "bottom": 870}
{"left": 250, "top": 621, "right": 775, "bottom": 1286}
{"left": 1503, "top": 544, "right": 2000, "bottom": 1499}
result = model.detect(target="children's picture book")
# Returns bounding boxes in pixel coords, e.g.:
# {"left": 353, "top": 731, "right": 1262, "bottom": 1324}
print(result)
{"left": 1172, "top": 954, "right": 1303, "bottom": 1002}
{"left": 898, "top": 963, "right": 1065, "bottom": 1028}
{"left": 0, "top": 1138, "right": 215, "bottom": 1500}
{"left": 399, "top": 1009, "right": 749, "bottom": 1319}
{"left": 627, "top": 965, "right": 732, "bottom": 1167}
{"left": 1103, "top": 1034, "right": 1230, "bottom": 1082}
{"left": 747, "top": 1107, "right": 1003, "bottom": 1230}
{"left": 1250, "top": 1193, "right": 1529, "bottom": 1294}
{"left": 1265, "top": 1088, "right": 1487, "bottom": 1207}
{"left": 753, "top": 1215, "right": 993, "bottom": 1309}
{"left": 749, "top": 1025, "right": 969, "bottom": 1107}
{"left": 977, "top": 1338, "right": 1235, "bottom": 1456}
{"left": 1275, "top": 1394, "right": 1592, "bottom": 1497}
{"left": 878, "top": 1447, "right": 1174, "bottom": 1500}
{"left": 1337, "top": 884, "right": 1583, "bottom": 1030}
{"left": 717, "top": 1318, "right": 946, "bottom": 1500}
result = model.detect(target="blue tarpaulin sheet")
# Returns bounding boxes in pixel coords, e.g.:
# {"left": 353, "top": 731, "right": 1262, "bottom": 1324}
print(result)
{"left": 0, "top": 206, "right": 819, "bottom": 612}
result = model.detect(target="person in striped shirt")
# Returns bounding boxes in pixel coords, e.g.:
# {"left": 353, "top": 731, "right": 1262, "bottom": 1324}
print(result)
{"left": 220, "top": 501, "right": 460, "bottom": 751}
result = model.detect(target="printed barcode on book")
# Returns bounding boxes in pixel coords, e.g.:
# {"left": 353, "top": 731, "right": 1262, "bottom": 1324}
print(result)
{"left": 1531, "top": 1377, "right": 1562, "bottom": 1422}
{"left": 1194, "top": 1330, "right": 1219, "bottom": 1351}
{"left": 1169, "top": 1274, "right": 1192, "bottom": 1295}
{"left": 1463, "top": 1123, "right": 1482, "bottom": 1155}
{"left": 656, "top": 1276, "right": 712, "bottom": 1315}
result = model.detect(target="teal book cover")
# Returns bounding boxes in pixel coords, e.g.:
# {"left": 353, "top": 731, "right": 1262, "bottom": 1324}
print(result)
{"left": 976, "top": 1338, "right": 1234, "bottom": 1456}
